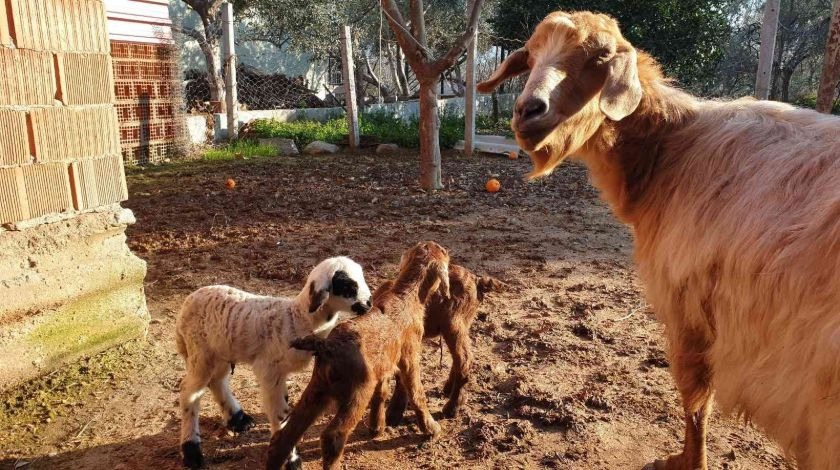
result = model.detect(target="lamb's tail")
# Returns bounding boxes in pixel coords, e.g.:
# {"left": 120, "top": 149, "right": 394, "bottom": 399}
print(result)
{"left": 265, "top": 379, "right": 330, "bottom": 469}
{"left": 476, "top": 276, "right": 505, "bottom": 302}
{"left": 290, "top": 334, "right": 329, "bottom": 356}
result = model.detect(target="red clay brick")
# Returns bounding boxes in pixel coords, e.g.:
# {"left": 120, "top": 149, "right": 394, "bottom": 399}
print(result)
{"left": 0, "top": 49, "right": 55, "bottom": 105}
{"left": 69, "top": 154, "right": 127, "bottom": 210}
{"left": 30, "top": 107, "right": 120, "bottom": 162}
{"left": 20, "top": 163, "right": 73, "bottom": 219}
{"left": 0, "top": 110, "right": 31, "bottom": 166}
{"left": 56, "top": 53, "right": 114, "bottom": 105}
{"left": 9, "top": 0, "right": 109, "bottom": 52}
{"left": 0, "top": 167, "right": 29, "bottom": 224}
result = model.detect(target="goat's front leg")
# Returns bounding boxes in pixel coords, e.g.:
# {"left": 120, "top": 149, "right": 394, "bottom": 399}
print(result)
{"left": 441, "top": 327, "right": 472, "bottom": 418}
{"left": 397, "top": 342, "right": 441, "bottom": 439}
{"left": 644, "top": 326, "right": 713, "bottom": 470}
{"left": 367, "top": 380, "right": 389, "bottom": 436}
{"left": 255, "top": 362, "right": 301, "bottom": 470}
{"left": 385, "top": 377, "right": 409, "bottom": 426}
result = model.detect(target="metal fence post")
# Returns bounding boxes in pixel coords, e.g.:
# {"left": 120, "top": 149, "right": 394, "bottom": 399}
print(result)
{"left": 221, "top": 2, "right": 238, "bottom": 140}
{"left": 340, "top": 25, "right": 360, "bottom": 148}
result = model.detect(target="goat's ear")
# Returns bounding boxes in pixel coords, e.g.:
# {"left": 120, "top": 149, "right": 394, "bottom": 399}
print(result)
{"left": 308, "top": 281, "right": 329, "bottom": 313}
{"left": 477, "top": 48, "right": 530, "bottom": 93}
{"left": 419, "top": 260, "right": 450, "bottom": 303}
{"left": 599, "top": 48, "right": 643, "bottom": 121}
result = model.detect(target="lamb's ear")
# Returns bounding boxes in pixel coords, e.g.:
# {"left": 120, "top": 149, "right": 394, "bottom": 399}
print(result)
{"left": 599, "top": 48, "right": 643, "bottom": 121}
{"left": 308, "top": 281, "right": 328, "bottom": 313}
{"left": 477, "top": 48, "right": 530, "bottom": 93}
{"left": 419, "top": 260, "right": 450, "bottom": 302}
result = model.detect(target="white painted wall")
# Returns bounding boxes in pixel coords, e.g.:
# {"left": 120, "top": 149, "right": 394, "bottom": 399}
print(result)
{"left": 104, "top": 0, "right": 173, "bottom": 43}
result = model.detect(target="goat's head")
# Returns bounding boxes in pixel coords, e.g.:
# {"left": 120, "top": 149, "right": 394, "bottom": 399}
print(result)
{"left": 478, "top": 11, "right": 644, "bottom": 178}
{"left": 304, "top": 256, "right": 372, "bottom": 317}
{"left": 396, "top": 241, "right": 451, "bottom": 303}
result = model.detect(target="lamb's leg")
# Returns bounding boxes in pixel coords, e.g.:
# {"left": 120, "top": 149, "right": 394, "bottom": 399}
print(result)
{"left": 644, "top": 327, "right": 713, "bottom": 470}
{"left": 207, "top": 363, "right": 253, "bottom": 433}
{"left": 397, "top": 344, "right": 441, "bottom": 439}
{"left": 367, "top": 380, "right": 389, "bottom": 436}
{"left": 322, "top": 385, "right": 375, "bottom": 470}
{"left": 385, "top": 376, "right": 408, "bottom": 426}
{"left": 441, "top": 326, "right": 472, "bottom": 418}
{"left": 179, "top": 367, "right": 212, "bottom": 469}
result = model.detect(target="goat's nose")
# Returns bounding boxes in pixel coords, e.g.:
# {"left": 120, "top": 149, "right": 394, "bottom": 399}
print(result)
{"left": 515, "top": 97, "right": 549, "bottom": 123}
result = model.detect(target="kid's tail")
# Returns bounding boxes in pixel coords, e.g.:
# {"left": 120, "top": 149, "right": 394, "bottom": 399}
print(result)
{"left": 290, "top": 334, "right": 329, "bottom": 355}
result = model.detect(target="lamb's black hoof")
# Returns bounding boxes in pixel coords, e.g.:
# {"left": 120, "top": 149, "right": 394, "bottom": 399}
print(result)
{"left": 227, "top": 409, "right": 255, "bottom": 433}
{"left": 284, "top": 454, "right": 303, "bottom": 470}
{"left": 181, "top": 441, "right": 204, "bottom": 469}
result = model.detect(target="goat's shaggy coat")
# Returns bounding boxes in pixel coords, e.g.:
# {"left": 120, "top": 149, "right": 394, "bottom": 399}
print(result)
{"left": 377, "top": 265, "right": 504, "bottom": 421}
{"left": 264, "top": 242, "right": 451, "bottom": 470}
{"left": 479, "top": 10, "right": 840, "bottom": 470}
{"left": 175, "top": 257, "right": 372, "bottom": 469}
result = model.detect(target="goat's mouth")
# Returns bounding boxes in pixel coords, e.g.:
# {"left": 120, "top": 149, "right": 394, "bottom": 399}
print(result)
{"left": 512, "top": 115, "right": 562, "bottom": 151}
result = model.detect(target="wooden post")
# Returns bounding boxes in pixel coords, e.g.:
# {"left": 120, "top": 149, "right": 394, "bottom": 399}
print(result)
{"left": 340, "top": 26, "right": 360, "bottom": 149}
{"left": 221, "top": 2, "right": 238, "bottom": 140}
{"left": 755, "top": 0, "right": 781, "bottom": 100}
{"left": 463, "top": 0, "right": 478, "bottom": 157}
{"left": 817, "top": 0, "right": 840, "bottom": 113}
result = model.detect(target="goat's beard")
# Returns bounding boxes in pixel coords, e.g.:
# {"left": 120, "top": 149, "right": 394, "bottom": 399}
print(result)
{"left": 525, "top": 112, "right": 604, "bottom": 179}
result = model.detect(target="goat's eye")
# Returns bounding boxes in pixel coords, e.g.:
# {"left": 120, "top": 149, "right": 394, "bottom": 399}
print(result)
{"left": 591, "top": 49, "right": 612, "bottom": 65}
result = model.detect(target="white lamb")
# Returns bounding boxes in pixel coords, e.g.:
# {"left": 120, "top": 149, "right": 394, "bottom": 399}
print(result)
{"left": 175, "top": 256, "right": 372, "bottom": 469}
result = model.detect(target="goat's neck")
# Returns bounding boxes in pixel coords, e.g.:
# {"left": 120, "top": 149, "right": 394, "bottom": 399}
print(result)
{"left": 580, "top": 81, "right": 697, "bottom": 224}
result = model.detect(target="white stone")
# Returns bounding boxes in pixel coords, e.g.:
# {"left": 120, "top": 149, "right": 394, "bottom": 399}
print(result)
{"left": 303, "top": 141, "right": 339, "bottom": 155}
{"left": 115, "top": 208, "right": 137, "bottom": 226}
{"left": 259, "top": 137, "right": 299, "bottom": 156}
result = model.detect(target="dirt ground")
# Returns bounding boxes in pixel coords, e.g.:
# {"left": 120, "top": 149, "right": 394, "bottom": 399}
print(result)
{"left": 0, "top": 150, "right": 794, "bottom": 470}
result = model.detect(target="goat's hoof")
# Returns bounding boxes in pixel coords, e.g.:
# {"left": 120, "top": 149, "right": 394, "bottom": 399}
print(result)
{"left": 385, "top": 412, "right": 404, "bottom": 427}
{"left": 642, "top": 454, "right": 697, "bottom": 470}
{"left": 227, "top": 409, "right": 255, "bottom": 433}
{"left": 426, "top": 420, "right": 442, "bottom": 440}
{"left": 181, "top": 441, "right": 204, "bottom": 469}
{"left": 441, "top": 402, "right": 460, "bottom": 419}
{"left": 284, "top": 454, "right": 303, "bottom": 470}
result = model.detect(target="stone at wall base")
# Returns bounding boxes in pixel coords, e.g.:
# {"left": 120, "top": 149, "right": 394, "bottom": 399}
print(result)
{"left": 0, "top": 208, "right": 149, "bottom": 392}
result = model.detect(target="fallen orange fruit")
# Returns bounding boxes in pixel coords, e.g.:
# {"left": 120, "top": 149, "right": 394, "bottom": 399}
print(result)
{"left": 225, "top": 178, "right": 236, "bottom": 189}
{"left": 485, "top": 178, "right": 501, "bottom": 193}
{"left": 508, "top": 151, "right": 519, "bottom": 160}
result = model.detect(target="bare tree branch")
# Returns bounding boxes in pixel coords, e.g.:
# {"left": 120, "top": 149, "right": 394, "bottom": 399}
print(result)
{"left": 380, "top": 0, "right": 425, "bottom": 62}
{"left": 431, "top": 0, "right": 485, "bottom": 75}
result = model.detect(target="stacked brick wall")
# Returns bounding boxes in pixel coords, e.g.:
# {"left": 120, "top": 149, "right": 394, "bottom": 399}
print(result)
{"left": 0, "top": 0, "right": 127, "bottom": 226}
{"left": 111, "top": 42, "right": 183, "bottom": 164}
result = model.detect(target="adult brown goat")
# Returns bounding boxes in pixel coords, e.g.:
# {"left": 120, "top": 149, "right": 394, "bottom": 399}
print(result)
{"left": 478, "top": 10, "right": 840, "bottom": 470}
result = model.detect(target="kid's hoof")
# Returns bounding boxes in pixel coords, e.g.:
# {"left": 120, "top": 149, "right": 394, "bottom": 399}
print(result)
{"left": 284, "top": 454, "right": 303, "bottom": 470}
{"left": 226, "top": 409, "right": 255, "bottom": 433}
{"left": 181, "top": 441, "right": 204, "bottom": 469}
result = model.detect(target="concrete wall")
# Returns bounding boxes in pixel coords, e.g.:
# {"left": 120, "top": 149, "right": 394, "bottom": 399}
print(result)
{"left": 190, "top": 93, "right": 518, "bottom": 143}
{"left": 0, "top": 0, "right": 149, "bottom": 391}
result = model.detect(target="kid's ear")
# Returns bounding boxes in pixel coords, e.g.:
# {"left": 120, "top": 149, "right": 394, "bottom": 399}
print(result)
{"left": 308, "top": 281, "right": 329, "bottom": 313}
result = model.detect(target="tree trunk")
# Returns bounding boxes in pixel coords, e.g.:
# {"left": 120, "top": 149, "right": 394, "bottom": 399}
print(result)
{"left": 779, "top": 67, "right": 794, "bottom": 102}
{"left": 817, "top": 0, "right": 840, "bottom": 113}
{"left": 395, "top": 46, "right": 410, "bottom": 96}
{"left": 418, "top": 80, "right": 442, "bottom": 190}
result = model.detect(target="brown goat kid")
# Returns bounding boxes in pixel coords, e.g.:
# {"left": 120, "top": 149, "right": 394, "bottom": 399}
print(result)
{"left": 265, "top": 241, "right": 451, "bottom": 470}
{"left": 479, "top": 10, "right": 840, "bottom": 470}
{"left": 377, "top": 265, "right": 504, "bottom": 423}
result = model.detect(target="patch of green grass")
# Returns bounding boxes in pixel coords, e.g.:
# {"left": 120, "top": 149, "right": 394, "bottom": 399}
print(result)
{"left": 793, "top": 94, "right": 840, "bottom": 115}
{"left": 247, "top": 117, "right": 349, "bottom": 148}
{"left": 203, "top": 141, "right": 277, "bottom": 161}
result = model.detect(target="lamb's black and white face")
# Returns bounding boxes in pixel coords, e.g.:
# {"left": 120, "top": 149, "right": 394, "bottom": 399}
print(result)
{"left": 306, "top": 257, "right": 372, "bottom": 316}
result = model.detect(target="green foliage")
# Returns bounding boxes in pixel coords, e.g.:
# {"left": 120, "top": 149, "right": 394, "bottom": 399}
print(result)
{"left": 203, "top": 141, "right": 278, "bottom": 161}
{"left": 489, "top": 0, "right": 732, "bottom": 90}
{"left": 793, "top": 94, "right": 840, "bottom": 115}
{"left": 246, "top": 112, "right": 469, "bottom": 150}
